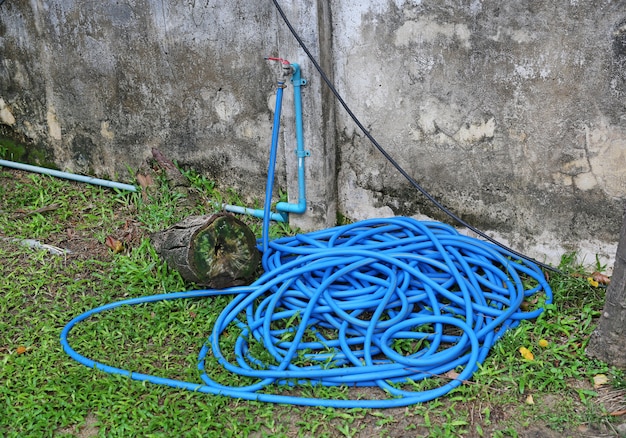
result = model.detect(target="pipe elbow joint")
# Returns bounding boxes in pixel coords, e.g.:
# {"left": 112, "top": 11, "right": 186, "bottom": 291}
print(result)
{"left": 276, "top": 201, "right": 306, "bottom": 215}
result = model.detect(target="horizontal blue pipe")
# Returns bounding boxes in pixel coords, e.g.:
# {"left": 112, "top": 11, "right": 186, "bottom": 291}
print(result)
{"left": 0, "top": 159, "right": 137, "bottom": 192}
{"left": 223, "top": 204, "right": 287, "bottom": 222}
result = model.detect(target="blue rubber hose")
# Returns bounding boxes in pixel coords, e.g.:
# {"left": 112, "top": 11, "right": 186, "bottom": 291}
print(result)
{"left": 262, "top": 79, "right": 285, "bottom": 253}
{"left": 61, "top": 216, "right": 552, "bottom": 408}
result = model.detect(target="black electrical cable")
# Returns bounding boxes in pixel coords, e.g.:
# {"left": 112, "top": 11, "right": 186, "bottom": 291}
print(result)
{"left": 270, "top": 0, "right": 560, "bottom": 274}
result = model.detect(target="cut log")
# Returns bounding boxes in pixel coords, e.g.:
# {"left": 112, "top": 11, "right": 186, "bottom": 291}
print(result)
{"left": 151, "top": 213, "right": 260, "bottom": 289}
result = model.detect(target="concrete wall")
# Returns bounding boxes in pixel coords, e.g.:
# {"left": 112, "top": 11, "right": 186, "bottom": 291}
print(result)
{"left": 1, "top": 0, "right": 624, "bottom": 268}
{"left": 1, "top": 1, "right": 281, "bottom": 194}
{"left": 332, "top": 1, "right": 626, "bottom": 267}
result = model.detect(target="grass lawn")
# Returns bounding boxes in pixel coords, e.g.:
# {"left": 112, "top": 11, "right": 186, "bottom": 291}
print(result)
{"left": 1, "top": 165, "right": 625, "bottom": 437}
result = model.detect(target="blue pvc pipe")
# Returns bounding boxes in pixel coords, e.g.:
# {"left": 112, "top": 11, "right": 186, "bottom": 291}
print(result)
{"left": 222, "top": 204, "right": 286, "bottom": 223}
{"left": 224, "top": 63, "right": 308, "bottom": 222}
{"left": 0, "top": 159, "right": 137, "bottom": 192}
{"left": 276, "top": 63, "right": 307, "bottom": 215}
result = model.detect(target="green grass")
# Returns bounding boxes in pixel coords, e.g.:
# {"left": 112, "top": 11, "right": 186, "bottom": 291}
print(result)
{"left": 0, "top": 167, "right": 624, "bottom": 437}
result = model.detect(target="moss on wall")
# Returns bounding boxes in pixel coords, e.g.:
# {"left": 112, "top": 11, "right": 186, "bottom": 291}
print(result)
{"left": 0, "top": 127, "right": 57, "bottom": 169}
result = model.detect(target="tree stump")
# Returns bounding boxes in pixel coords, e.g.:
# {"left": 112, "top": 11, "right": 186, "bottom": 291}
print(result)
{"left": 151, "top": 213, "right": 260, "bottom": 289}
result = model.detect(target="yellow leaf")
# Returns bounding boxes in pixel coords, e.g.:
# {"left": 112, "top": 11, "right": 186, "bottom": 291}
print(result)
{"left": 587, "top": 277, "right": 599, "bottom": 288}
{"left": 105, "top": 236, "right": 124, "bottom": 254}
{"left": 519, "top": 347, "right": 534, "bottom": 360}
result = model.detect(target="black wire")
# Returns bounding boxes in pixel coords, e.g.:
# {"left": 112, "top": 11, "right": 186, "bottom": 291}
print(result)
{"left": 271, "top": 0, "right": 560, "bottom": 274}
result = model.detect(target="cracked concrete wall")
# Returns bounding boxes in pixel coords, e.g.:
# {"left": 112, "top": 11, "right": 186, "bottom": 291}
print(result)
{"left": 332, "top": 0, "right": 626, "bottom": 267}
{"left": 1, "top": 1, "right": 625, "bottom": 267}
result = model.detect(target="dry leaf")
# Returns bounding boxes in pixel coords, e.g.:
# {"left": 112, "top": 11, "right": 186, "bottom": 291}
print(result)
{"left": 16, "top": 346, "right": 27, "bottom": 354}
{"left": 591, "top": 271, "right": 610, "bottom": 285}
{"left": 105, "top": 236, "right": 124, "bottom": 254}
{"left": 593, "top": 374, "right": 609, "bottom": 388}
{"left": 136, "top": 173, "right": 154, "bottom": 190}
{"left": 445, "top": 370, "right": 461, "bottom": 380}
{"left": 136, "top": 173, "right": 155, "bottom": 200}
{"left": 15, "top": 204, "right": 61, "bottom": 218}
{"left": 520, "top": 297, "right": 538, "bottom": 311}
{"left": 525, "top": 394, "right": 535, "bottom": 405}
{"left": 27, "top": 204, "right": 61, "bottom": 216}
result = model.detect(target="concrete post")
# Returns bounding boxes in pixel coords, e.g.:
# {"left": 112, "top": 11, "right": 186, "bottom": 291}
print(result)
{"left": 586, "top": 205, "right": 626, "bottom": 368}
{"left": 275, "top": 0, "right": 337, "bottom": 231}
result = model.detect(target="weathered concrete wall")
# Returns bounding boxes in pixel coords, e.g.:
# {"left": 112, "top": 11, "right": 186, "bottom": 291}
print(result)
{"left": 0, "top": 0, "right": 336, "bottom": 232}
{"left": 1, "top": 1, "right": 279, "bottom": 191}
{"left": 332, "top": 0, "right": 626, "bottom": 267}
{"left": 1, "top": 0, "right": 625, "bottom": 267}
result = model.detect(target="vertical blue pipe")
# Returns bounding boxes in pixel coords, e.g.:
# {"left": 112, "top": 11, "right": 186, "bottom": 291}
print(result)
{"left": 276, "top": 63, "right": 308, "bottom": 215}
{"left": 223, "top": 62, "right": 308, "bottom": 223}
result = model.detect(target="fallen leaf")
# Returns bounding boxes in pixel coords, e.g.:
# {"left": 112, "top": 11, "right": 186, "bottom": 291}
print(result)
{"left": 593, "top": 374, "right": 609, "bottom": 388}
{"left": 520, "top": 297, "right": 538, "bottom": 311}
{"left": 105, "top": 236, "right": 124, "bottom": 254}
{"left": 445, "top": 370, "right": 461, "bottom": 380}
{"left": 136, "top": 173, "right": 155, "bottom": 200}
{"left": 136, "top": 173, "right": 154, "bottom": 190}
{"left": 16, "top": 346, "right": 27, "bottom": 354}
{"left": 519, "top": 347, "right": 534, "bottom": 361}
{"left": 27, "top": 204, "right": 61, "bottom": 216}
{"left": 591, "top": 271, "right": 610, "bottom": 285}
{"left": 525, "top": 394, "right": 535, "bottom": 405}
{"left": 610, "top": 409, "right": 626, "bottom": 416}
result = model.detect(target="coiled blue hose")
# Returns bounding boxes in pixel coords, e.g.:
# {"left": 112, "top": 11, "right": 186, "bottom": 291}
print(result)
{"left": 61, "top": 217, "right": 551, "bottom": 408}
